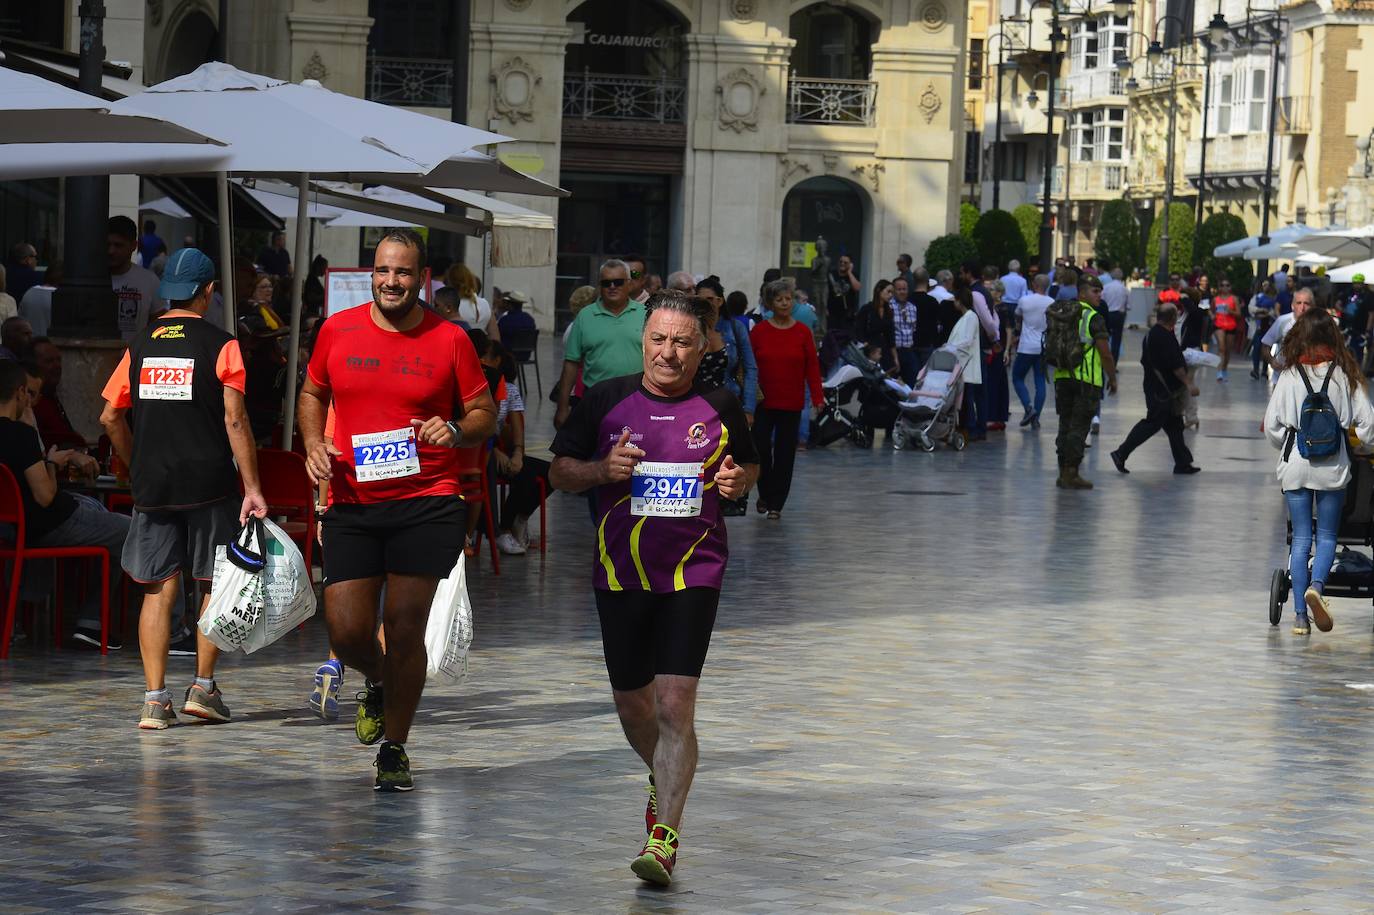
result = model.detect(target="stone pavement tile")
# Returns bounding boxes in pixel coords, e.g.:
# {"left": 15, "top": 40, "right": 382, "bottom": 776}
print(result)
{"left": 6, "top": 343, "right": 1374, "bottom": 909}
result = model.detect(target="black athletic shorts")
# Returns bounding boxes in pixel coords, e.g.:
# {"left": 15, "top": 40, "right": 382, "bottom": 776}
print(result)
{"left": 321, "top": 495, "right": 464, "bottom": 585}
{"left": 594, "top": 587, "right": 720, "bottom": 691}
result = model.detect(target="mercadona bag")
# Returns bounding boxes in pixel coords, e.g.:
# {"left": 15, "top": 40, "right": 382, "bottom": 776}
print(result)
{"left": 200, "top": 519, "right": 268, "bottom": 652}
{"left": 239, "top": 518, "right": 315, "bottom": 654}
{"left": 424, "top": 556, "right": 473, "bottom": 685}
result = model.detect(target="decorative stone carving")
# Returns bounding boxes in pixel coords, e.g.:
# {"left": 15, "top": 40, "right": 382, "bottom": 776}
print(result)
{"left": 730, "top": 0, "right": 757, "bottom": 20}
{"left": 716, "top": 68, "right": 765, "bottom": 133}
{"left": 852, "top": 162, "right": 885, "bottom": 193}
{"left": 491, "top": 56, "right": 541, "bottom": 124}
{"left": 147, "top": 0, "right": 162, "bottom": 27}
{"left": 302, "top": 52, "right": 328, "bottom": 83}
{"left": 919, "top": 1, "right": 947, "bottom": 31}
{"left": 779, "top": 156, "right": 811, "bottom": 188}
{"left": 918, "top": 81, "right": 943, "bottom": 124}
{"left": 503, "top": 0, "right": 533, "bottom": 9}
{"left": 822, "top": 153, "right": 839, "bottom": 174}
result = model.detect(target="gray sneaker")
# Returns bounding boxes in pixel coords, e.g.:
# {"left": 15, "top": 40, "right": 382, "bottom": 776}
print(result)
{"left": 139, "top": 699, "right": 177, "bottom": 730}
{"left": 181, "top": 683, "right": 231, "bottom": 723}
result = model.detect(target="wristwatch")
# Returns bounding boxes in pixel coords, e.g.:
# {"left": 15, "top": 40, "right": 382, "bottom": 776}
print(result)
{"left": 445, "top": 420, "right": 462, "bottom": 447}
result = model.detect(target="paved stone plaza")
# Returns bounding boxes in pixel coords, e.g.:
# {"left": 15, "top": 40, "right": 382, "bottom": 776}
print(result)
{"left": 5, "top": 334, "right": 1374, "bottom": 912}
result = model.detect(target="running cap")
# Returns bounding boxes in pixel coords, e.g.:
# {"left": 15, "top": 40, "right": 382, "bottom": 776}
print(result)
{"left": 159, "top": 247, "right": 216, "bottom": 301}
{"left": 1354, "top": 274, "right": 1366, "bottom": 283}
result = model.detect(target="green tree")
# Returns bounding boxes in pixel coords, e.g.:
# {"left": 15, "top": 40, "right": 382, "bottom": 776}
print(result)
{"left": 1013, "top": 204, "right": 1041, "bottom": 261}
{"left": 972, "top": 209, "right": 1028, "bottom": 272}
{"left": 960, "top": 202, "right": 979, "bottom": 238}
{"left": 1145, "top": 202, "right": 1195, "bottom": 279}
{"left": 1094, "top": 200, "right": 1141, "bottom": 273}
{"left": 1197, "top": 212, "right": 1256, "bottom": 294}
{"left": 924, "top": 233, "right": 980, "bottom": 276}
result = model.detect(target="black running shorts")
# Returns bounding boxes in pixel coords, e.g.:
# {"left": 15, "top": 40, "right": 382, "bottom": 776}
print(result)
{"left": 321, "top": 495, "right": 464, "bottom": 584}
{"left": 594, "top": 587, "right": 720, "bottom": 691}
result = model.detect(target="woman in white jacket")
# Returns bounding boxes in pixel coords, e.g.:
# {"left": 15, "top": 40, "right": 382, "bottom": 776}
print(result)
{"left": 1264, "top": 309, "right": 1374, "bottom": 634}
{"left": 945, "top": 286, "right": 982, "bottom": 434}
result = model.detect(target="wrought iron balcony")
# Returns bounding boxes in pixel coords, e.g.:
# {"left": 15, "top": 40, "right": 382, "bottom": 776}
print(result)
{"left": 366, "top": 56, "right": 452, "bottom": 108}
{"left": 562, "top": 71, "right": 686, "bottom": 123}
{"left": 786, "top": 77, "right": 877, "bottom": 126}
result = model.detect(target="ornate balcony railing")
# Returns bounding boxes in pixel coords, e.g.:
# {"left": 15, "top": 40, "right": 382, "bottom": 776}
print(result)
{"left": 562, "top": 71, "right": 686, "bottom": 123}
{"left": 786, "top": 77, "right": 877, "bottom": 126}
{"left": 366, "top": 56, "right": 452, "bottom": 107}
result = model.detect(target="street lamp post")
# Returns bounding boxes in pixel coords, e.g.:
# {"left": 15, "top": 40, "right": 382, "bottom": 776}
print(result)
{"left": 1019, "top": 0, "right": 1067, "bottom": 274}
{"left": 988, "top": 30, "right": 1027, "bottom": 211}
{"left": 1158, "top": 57, "right": 1180, "bottom": 287}
{"left": 1194, "top": 38, "right": 1213, "bottom": 236}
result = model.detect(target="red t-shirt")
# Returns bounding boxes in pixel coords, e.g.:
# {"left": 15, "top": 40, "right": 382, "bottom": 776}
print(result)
{"left": 750, "top": 320, "right": 823, "bottom": 411}
{"left": 307, "top": 304, "right": 488, "bottom": 504}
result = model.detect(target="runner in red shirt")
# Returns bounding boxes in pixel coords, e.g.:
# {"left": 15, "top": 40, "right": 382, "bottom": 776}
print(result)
{"left": 297, "top": 229, "right": 496, "bottom": 791}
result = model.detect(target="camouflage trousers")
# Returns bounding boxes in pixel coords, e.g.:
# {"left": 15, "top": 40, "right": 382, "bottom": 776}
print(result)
{"left": 1054, "top": 379, "right": 1101, "bottom": 469}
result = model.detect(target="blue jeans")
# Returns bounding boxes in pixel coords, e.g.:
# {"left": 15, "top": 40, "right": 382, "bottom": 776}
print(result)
{"left": 1285, "top": 488, "right": 1345, "bottom": 612}
{"left": 1011, "top": 352, "right": 1046, "bottom": 416}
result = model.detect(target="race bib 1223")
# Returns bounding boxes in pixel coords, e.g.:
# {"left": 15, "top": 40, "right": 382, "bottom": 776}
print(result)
{"left": 138, "top": 357, "right": 195, "bottom": 401}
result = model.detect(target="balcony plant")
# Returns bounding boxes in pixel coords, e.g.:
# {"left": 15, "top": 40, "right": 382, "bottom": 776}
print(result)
{"left": 1095, "top": 200, "right": 1141, "bottom": 273}
{"left": 972, "top": 209, "right": 1028, "bottom": 273}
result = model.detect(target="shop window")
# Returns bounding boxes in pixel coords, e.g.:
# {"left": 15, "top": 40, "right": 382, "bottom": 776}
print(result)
{"left": 969, "top": 39, "right": 985, "bottom": 90}
{"left": 1249, "top": 68, "right": 1267, "bottom": 132}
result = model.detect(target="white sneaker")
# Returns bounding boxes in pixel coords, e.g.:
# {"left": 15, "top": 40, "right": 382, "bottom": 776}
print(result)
{"left": 1090, "top": 416, "right": 1100, "bottom": 435}
{"left": 511, "top": 515, "right": 530, "bottom": 548}
{"left": 495, "top": 532, "right": 527, "bottom": 555}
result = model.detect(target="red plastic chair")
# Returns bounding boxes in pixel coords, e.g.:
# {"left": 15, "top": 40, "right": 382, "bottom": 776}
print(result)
{"left": 0, "top": 465, "right": 111, "bottom": 658}
{"left": 254, "top": 449, "right": 316, "bottom": 571}
{"left": 456, "top": 445, "right": 500, "bottom": 575}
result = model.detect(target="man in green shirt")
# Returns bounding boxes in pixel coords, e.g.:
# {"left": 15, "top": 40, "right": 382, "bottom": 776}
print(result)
{"left": 1053, "top": 275, "right": 1117, "bottom": 489}
{"left": 555, "top": 258, "right": 646, "bottom": 428}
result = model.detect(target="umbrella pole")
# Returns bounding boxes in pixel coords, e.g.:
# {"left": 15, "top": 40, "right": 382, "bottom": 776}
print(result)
{"left": 282, "top": 171, "right": 311, "bottom": 448}
{"left": 216, "top": 171, "right": 235, "bottom": 331}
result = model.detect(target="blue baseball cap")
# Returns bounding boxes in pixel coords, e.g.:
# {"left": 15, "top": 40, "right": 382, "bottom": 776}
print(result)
{"left": 159, "top": 247, "right": 216, "bottom": 301}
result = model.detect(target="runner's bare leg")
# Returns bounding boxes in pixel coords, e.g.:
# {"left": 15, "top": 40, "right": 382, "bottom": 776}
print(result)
{"left": 325, "top": 577, "right": 385, "bottom": 683}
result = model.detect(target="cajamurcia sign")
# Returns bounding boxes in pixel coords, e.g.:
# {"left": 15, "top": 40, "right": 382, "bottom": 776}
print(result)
{"left": 585, "top": 33, "right": 677, "bottom": 48}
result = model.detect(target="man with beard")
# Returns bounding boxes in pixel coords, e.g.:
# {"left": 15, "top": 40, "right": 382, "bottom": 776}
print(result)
{"left": 297, "top": 229, "right": 497, "bottom": 791}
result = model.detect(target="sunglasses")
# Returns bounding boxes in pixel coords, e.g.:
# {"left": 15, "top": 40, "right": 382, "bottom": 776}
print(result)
{"left": 600, "top": 277, "right": 626, "bottom": 288}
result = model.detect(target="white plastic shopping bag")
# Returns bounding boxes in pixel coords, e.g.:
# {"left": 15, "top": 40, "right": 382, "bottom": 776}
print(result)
{"left": 240, "top": 518, "right": 316, "bottom": 654}
{"left": 200, "top": 518, "right": 315, "bottom": 654}
{"left": 200, "top": 520, "right": 267, "bottom": 652}
{"left": 424, "top": 556, "right": 473, "bottom": 685}
{"left": 1183, "top": 347, "right": 1222, "bottom": 368}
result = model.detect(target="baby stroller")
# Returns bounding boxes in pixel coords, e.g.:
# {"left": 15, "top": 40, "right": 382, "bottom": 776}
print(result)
{"left": 891, "top": 347, "right": 966, "bottom": 452}
{"left": 812, "top": 342, "right": 901, "bottom": 449}
{"left": 1268, "top": 457, "right": 1374, "bottom": 627}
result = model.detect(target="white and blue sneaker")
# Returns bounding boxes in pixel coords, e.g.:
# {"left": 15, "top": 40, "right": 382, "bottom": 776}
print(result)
{"left": 310, "top": 659, "right": 344, "bottom": 720}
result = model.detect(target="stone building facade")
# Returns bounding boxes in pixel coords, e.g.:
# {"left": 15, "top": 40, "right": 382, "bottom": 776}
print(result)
{"left": 4, "top": 0, "right": 972, "bottom": 331}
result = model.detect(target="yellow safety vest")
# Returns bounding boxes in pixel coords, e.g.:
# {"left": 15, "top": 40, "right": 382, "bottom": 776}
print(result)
{"left": 1052, "top": 303, "right": 1103, "bottom": 387}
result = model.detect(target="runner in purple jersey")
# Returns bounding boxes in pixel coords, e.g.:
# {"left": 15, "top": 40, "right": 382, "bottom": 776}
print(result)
{"left": 551, "top": 290, "right": 759, "bottom": 887}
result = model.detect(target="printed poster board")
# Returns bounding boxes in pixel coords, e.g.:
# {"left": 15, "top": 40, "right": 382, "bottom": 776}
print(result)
{"left": 787, "top": 241, "right": 817, "bottom": 269}
{"left": 325, "top": 268, "right": 373, "bottom": 317}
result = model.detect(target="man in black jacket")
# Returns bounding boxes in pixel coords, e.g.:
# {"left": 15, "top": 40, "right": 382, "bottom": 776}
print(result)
{"left": 1109, "top": 303, "right": 1201, "bottom": 475}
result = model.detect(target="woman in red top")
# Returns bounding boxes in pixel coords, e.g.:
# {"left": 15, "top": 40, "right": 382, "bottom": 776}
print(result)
{"left": 1211, "top": 277, "right": 1241, "bottom": 382}
{"left": 750, "top": 278, "right": 823, "bottom": 519}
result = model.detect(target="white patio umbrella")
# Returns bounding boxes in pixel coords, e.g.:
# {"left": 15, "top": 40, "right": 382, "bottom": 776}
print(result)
{"left": 109, "top": 61, "right": 526, "bottom": 440}
{"left": 139, "top": 196, "right": 192, "bottom": 218}
{"left": 0, "top": 143, "right": 230, "bottom": 180}
{"left": 1278, "top": 225, "right": 1374, "bottom": 263}
{"left": 1326, "top": 259, "right": 1374, "bottom": 283}
{"left": 1212, "top": 224, "right": 1317, "bottom": 258}
{"left": 1242, "top": 243, "right": 1338, "bottom": 266}
{"left": 1, "top": 64, "right": 223, "bottom": 145}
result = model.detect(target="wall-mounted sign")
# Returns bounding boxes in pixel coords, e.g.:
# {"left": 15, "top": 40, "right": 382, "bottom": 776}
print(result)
{"left": 584, "top": 33, "right": 678, "bottom": 48}
{"left": 498, "top": 150, "right": 546, "bottom": 176}
{"left": 788, "top": 241, "right": 817, "bottom": 268}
